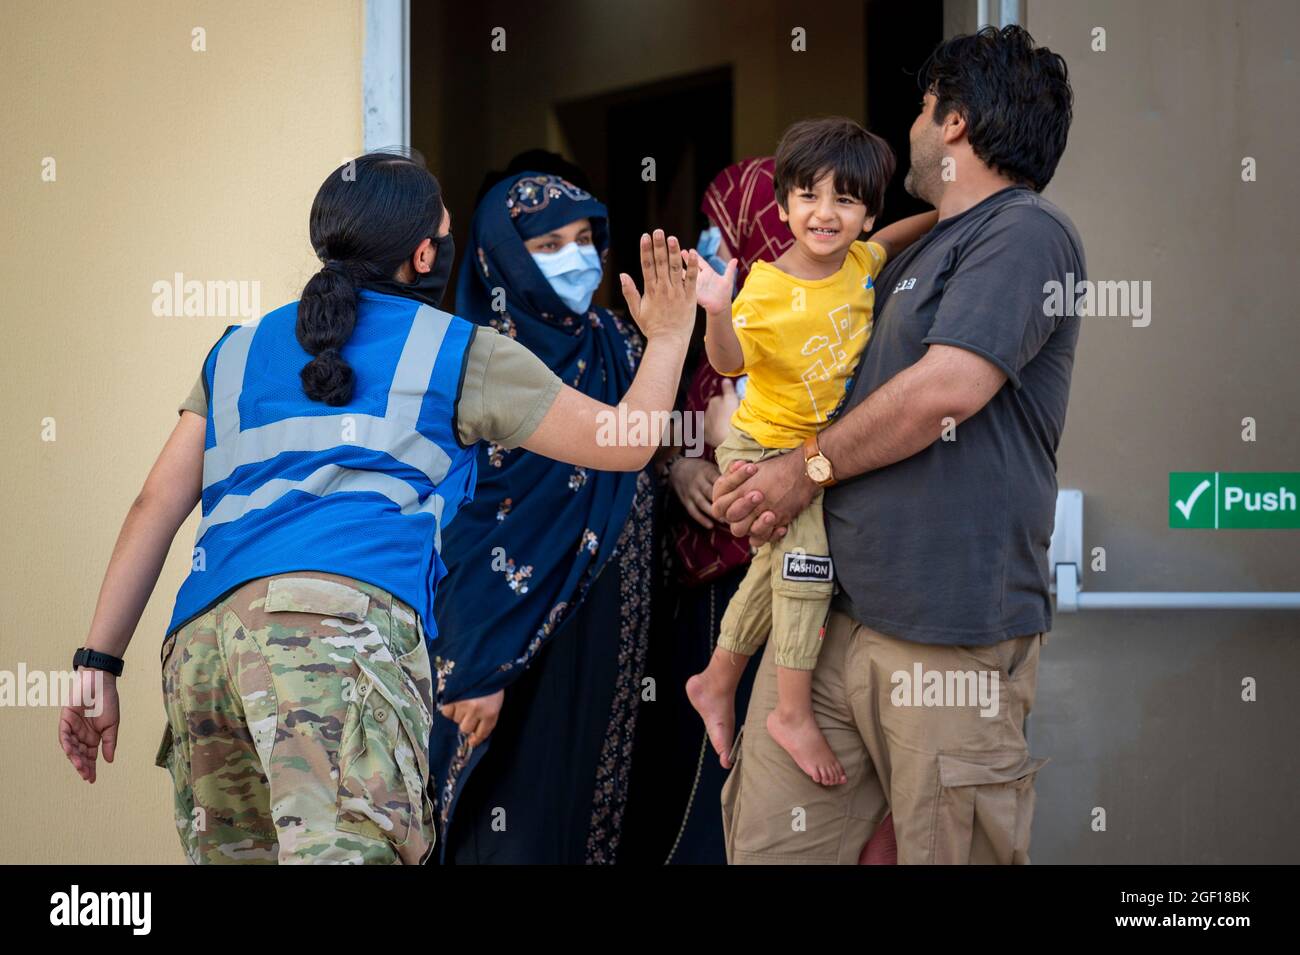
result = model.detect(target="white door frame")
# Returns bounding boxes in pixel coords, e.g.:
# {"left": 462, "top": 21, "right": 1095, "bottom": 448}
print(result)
{"left": 980, "top": 0, "right": 1024, "bottom": 29}
{"left": 363, "top": 0, "right": 410, "bottom": 150}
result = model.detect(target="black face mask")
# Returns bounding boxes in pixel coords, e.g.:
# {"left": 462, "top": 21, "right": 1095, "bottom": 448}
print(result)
{"left": 361, "top": 233, "right": 455, "bottom": 308}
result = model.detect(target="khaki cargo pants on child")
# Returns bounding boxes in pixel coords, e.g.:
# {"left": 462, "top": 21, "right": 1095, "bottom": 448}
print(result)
{"left": 154, "top": 571, "right": 437, "bottom": 864}
{"left": 714, "top": 428, "right": 833, "bottom": 670}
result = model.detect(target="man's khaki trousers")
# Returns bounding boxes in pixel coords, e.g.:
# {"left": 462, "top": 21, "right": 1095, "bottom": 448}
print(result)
{"left": 721, "top": 610, "right": 1047, "bottom": 864}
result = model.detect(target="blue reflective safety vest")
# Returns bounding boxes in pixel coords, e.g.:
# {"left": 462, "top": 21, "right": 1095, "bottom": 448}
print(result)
{"left": 166, "top": 288, "right": 479, "bottom": 642}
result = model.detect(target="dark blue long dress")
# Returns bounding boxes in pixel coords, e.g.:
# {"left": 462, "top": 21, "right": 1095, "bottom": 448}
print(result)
{"left": 430, "top": 172, "right": 653, "bottom": 863}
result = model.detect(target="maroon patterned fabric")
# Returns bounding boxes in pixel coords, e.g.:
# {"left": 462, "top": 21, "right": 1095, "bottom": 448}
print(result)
{"left": 700, "top": 157, "right": 795, "bottom": 287}
{"left": 672, "top": 159, "right": 796, "bottom": 586}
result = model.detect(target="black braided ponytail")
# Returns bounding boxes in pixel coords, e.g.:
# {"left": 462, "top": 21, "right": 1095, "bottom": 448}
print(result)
{"left": 298, "top": 151, "right": 444, "bottom": 405}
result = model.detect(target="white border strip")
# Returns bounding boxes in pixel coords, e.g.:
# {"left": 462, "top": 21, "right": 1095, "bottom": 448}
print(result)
{"left": 363, "top": 0, "right": 411, "bottom": 150}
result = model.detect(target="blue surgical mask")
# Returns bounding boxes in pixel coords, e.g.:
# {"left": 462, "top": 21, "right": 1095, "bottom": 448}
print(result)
{"left": 531, "top": 242, "right": 603, "bottom": 314}
{"left": 697, "top": 226, "right": 729, "bottom": 277}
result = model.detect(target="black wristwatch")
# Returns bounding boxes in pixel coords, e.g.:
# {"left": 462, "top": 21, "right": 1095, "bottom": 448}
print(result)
{"left": 72, "top": 648, "right": 125, "bottom": 677}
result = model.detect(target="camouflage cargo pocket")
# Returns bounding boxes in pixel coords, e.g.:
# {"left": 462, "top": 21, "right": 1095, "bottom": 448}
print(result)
{"left": 155, "top": 630, "right": 181, "bottom": 770}
{"left": 334, "top": 600, "right": 435, "bottom": 861}
{"left": 154, "top": 721, "right": 174, "bottom": 769}
{"left": 158, "top": 627, "right": 201, "bottom": 863}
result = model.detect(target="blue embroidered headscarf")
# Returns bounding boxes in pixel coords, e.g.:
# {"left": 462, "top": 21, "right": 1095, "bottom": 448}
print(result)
{"left": 430, "top": 172, "right": 644, "bottom": 843}
{"left": 433, "top": 171, "right": 644, "bottom": 698}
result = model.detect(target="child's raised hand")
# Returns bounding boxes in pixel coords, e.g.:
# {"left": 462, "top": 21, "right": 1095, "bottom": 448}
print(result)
{"left": 695, "top": 255, "right": 737, "bottom": 314}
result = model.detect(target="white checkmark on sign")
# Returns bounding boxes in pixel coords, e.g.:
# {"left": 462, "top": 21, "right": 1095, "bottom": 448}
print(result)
{"left": 1175, "top": 479, "right": 1212, "bottom": 521}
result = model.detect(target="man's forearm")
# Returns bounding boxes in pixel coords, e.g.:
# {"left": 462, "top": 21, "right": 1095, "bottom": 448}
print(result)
{"left": 820, "top": 344, "right": 1005, "bottom": 481}
{"left": 818, "top": 365, "right": 948, "bottom": 479}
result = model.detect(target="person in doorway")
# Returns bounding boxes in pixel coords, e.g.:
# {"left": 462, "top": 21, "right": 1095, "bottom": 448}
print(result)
{"left": 687, "top": 118, "right": 936, "bottom": 786}
{"left": 644, "top": 156, "right": 902, "bottom": 862}
{"left": 625, "top": 157, "right": 789, "bottom": 864}
{"left": 430, "top": 170, "right": 668, "bottom": 864}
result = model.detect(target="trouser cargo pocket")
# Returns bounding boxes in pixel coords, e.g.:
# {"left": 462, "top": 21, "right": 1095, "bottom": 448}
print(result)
{"left": 154, "top": 722, "right": 174, "bottom": 769}
{"left": 933, "top": 750, "right": 1048, "bottom": 864}
{"left": 258, "top": 575, "right": 435, "bottom": 863}
{"left": 335, "top": 655, "right": 433, "bottom": 860}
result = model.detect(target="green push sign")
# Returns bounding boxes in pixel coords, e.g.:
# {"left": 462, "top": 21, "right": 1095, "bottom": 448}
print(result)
{"left": 1169, "top": 472, "right": 1300, "bottom": 529}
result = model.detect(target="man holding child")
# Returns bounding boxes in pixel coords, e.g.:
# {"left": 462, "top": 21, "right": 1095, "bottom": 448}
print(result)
{"left": 712, "top": 25, "right": 1084, "bottom": 865}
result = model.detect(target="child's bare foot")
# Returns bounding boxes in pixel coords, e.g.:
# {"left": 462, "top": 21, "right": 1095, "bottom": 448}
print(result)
{"left": 686, "top": 670, "right": 736, "bottom": 769}
{"left": 766, "top": 707, "right": 846, "bottom": 785}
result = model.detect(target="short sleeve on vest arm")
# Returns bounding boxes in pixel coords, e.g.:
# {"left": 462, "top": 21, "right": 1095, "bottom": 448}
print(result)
{"left": 178, "top": 372, "right": 208, "bottom": 417}
{"left": 180, "top": 324, "right": 239, "bottom": 417}
{"left": 455, "top": 326, "right": 563, "bottom": 448}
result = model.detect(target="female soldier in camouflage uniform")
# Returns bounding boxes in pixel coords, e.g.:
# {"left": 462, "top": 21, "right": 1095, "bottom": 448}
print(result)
{"left": 58, "top": 151, "right": 700, "bottom": 864}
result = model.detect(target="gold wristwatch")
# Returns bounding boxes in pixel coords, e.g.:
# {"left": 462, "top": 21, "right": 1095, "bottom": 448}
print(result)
{"left": 803, "top": 434, "right": 836, "bottom": 487}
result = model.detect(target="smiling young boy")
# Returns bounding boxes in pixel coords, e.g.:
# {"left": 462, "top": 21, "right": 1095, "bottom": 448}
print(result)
{"left": 686, "top": 118, "right": 936, "bottom": 785}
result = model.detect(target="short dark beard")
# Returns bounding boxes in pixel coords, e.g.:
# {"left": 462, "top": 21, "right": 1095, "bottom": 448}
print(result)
{"left": 903, "top": 165, "right": 921, "bottom": 199}
{"left": 903, "top": 163, "right": 933, "bottom": 204}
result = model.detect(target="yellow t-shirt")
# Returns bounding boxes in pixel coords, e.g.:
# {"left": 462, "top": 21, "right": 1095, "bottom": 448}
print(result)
{"left": 724, "top": 239, "right": 887, "bottom": 448}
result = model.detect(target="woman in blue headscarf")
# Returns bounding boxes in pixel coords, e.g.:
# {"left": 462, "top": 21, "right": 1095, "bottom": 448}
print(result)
{"left": 432, "top": 171, "right": 657, "bottom": 863}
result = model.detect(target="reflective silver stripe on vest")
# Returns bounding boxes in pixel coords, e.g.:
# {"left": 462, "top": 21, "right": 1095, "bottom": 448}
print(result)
{"left": 202, "top": 304, "right": 456, "bottom": 520}
{"left": 209, "top": 320, "right": 260, "bottom": 454}
{"left": 203, "top": 414, "right": 452, "bottom": 489}
{"left": 387, "top": 303, "right": 449, "bottom": 428}
{"left": 197, "top": 464, "right": 448, "bottom": 538}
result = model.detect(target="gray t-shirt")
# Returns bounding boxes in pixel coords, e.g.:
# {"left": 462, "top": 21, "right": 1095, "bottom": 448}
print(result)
{"left": 826, "top": 186, "right": 1085, "bottom": 646}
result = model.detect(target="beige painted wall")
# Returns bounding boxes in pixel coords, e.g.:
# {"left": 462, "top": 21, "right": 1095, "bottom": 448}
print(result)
{"left": 1025, "top": 0, "right": 1300, "bottom": 861}
{"left": 0, "top": 0, "right": 363, "bottom": 863}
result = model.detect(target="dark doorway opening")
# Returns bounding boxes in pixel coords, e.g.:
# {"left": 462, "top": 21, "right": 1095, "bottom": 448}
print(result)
{"left": 865, "top": 0, "right": 945, "bottom": 225}
{"left": 555, "top": 67, "right": 733, "bottom": 315}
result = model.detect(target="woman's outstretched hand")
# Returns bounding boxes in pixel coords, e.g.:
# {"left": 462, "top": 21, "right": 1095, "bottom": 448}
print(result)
{"left": 440, "top": 689, "right": 505, "bottom": 748}
{"left": 618, "top": 229, "right": 698, "bottom": 342}
{"left": 524, "top": 230, "right": 698, "bottom": 472}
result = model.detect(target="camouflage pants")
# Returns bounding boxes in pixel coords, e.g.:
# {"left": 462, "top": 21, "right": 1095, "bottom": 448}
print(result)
{"left": 154, "top": 571, "right": 437, "bottom": 864}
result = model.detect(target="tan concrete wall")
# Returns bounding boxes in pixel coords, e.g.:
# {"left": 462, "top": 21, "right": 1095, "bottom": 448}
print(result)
{"left": 0, "top": 0, "right": 363, "bottom": 863}
{"left": 1024, "top": 0, "right": 1300, "bottom": 861}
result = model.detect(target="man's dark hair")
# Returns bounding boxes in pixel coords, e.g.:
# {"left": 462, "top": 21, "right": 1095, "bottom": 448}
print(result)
{"left": 919, "top": 24, "right": 1073, "bottom": 191}
{"left": 773, "top": 117, "right": 895, "bottom": 217}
